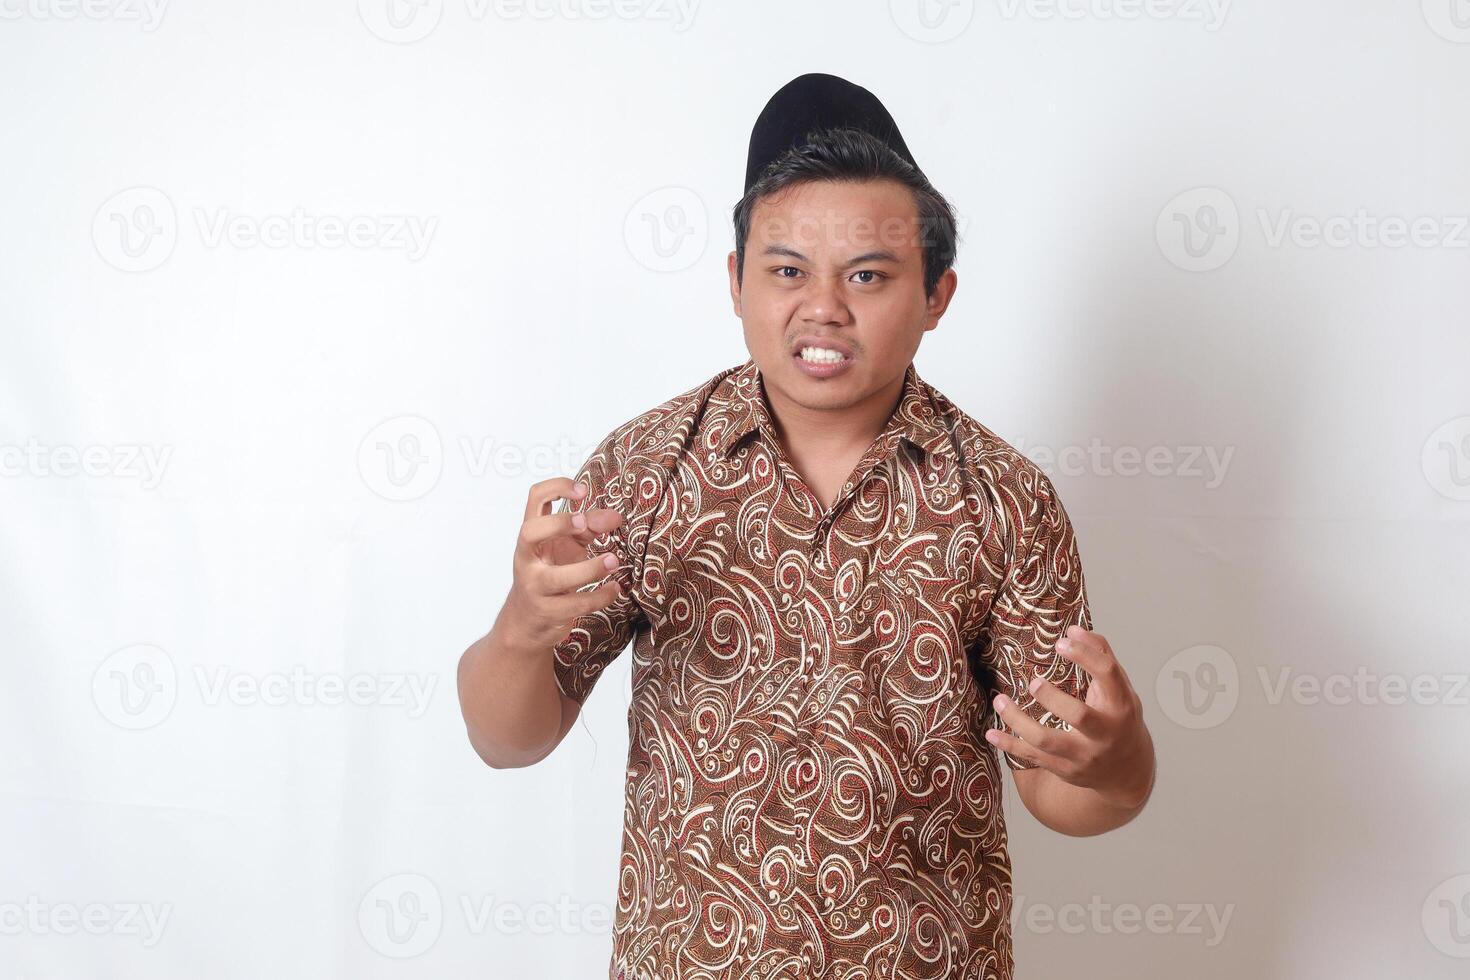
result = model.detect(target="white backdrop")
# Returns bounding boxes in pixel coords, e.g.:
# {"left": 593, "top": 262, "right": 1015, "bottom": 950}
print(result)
{"left": 3, "top": 1, "right": 1469, "bottom": 977}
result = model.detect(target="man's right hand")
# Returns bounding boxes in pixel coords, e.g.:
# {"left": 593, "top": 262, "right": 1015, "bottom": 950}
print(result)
{"left": 497, "top": 477, "right": 627, "bottom": 650}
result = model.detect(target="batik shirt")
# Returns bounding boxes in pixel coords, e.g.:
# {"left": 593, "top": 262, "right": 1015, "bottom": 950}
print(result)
{"left": 553, "top": 357, "right": 1093, "bottom": 980}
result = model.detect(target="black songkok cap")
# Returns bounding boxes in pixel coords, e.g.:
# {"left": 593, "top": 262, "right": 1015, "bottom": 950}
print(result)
{"left": 744, "top": 73, "right": 921, "bottom": 195}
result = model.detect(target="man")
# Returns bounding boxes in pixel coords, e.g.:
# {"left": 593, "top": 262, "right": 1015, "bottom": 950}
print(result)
{"left": 458, "top": 73, "right": 1156, "bottom": 980}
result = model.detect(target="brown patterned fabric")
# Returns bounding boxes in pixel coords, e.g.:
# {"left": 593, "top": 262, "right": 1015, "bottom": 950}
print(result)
{"left": 552, "top": 357, "right": 1092, "bottom": 980}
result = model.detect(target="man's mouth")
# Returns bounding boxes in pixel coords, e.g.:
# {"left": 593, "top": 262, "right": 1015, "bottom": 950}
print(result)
{"left": 791, "top": 338, "right": 855, "bottom": 377}
{"left": 791, "top": 335, "right": 855, "bottom": 361}
{"left": 796, "top": 345, "right": 850, "bottom": 364}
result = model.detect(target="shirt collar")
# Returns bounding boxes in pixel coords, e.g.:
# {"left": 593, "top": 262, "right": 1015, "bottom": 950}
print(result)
{"left": 708, "top": 357, "right": 955, "bottom": 462}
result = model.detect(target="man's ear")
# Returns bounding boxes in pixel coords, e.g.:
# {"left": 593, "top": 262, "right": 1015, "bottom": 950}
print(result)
{"left": 727, "top": 250, "right": 742, "bottom": 317}
{"left": 922, "top": 267, "right": 958, "bottom": 332}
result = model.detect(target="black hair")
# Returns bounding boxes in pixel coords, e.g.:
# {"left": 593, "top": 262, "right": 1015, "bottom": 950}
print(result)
{"left": 732, "top": 126, "right": 959, "bottom": 298}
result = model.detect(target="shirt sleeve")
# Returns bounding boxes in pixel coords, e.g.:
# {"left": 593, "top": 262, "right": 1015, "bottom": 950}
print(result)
{"left": 549, "top": 429, "right": 648, "bottom": 707}
{"left": 978, "top": 470, "right": 1093, "bottom": 772}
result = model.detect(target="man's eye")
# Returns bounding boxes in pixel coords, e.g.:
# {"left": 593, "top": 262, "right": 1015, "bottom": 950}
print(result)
{"left": 775, "top": 266, "right": 801, "bottom": 279}
{"left": 851, "top": 270, "right": 882, "bottom": 284}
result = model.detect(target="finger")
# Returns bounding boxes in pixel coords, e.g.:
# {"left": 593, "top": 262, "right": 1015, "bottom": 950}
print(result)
{"left": 992, "top": 691, "right": 1075, "bottom": 760}
{"left": 983, "top": 726, "right": 1063, "bottom": 773}
{"left": 523, "top": 505, "right": 626, "bottom": 543}
{"left": 519, "top": 507, "right": 625, "bottom": 555}
{"left": 524, "top": 477, "right": 588, "bottom": 522}
{"left": 1025, "top": 674, "right": 1094, "bottom": 732}
{"left": 544, "top": 577, "right": 624, "bottom": 624}
{"left": 1056, "top": 627, "right": 1125, "bottom": 692}
{"left": 536, "top": 550, "right": 624, "bottom": 596}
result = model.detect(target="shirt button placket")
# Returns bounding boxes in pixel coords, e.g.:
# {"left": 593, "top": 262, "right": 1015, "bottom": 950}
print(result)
{"left": 812, "top": 477, "right": 857, "bottom": 564}
{"left": 810, "top": 518, "right": 829, "bottom": 570}
{"left": 803, "top": 513, "right": 833, "bottom": 759}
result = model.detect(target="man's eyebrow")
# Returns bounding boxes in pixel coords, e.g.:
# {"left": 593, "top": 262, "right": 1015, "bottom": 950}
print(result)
{"left": 760, "top": 245, "right": 904, "bottom": 267}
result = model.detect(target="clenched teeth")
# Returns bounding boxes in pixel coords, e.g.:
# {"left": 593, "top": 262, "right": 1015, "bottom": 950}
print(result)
{"left": 799, "top": 347, "right": 846, "bottom": 363}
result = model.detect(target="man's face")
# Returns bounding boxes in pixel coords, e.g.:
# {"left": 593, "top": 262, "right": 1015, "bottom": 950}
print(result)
{"left": 727, "top": 177, "right": 957, "bottom": 415}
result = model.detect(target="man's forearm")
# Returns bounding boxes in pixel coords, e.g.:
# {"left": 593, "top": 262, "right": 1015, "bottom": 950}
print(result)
{"left": 1012, "top": 761, "right": 1154, "bottom": 837}
{"left": 456, "top": 608, "right": 567, "bottom": 768}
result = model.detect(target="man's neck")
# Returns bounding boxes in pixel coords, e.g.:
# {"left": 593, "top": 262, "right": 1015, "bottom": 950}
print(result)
{"left": 761, "top": 367, "right": 907, "bottom": 465}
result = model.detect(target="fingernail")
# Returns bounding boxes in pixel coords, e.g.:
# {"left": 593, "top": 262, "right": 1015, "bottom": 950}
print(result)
{"left": 993, "top": 694, "right": 1009, "bottom": 712}
{"left": 574, "top": 482, "right": 588, "bottom": 497}
{"left": 1028, "top": 675, "right": 1042, "bottom": 694}
{"left": 984, "top": 729, "right": 1000, "bottom": 744}
{"left": 1057, "top": 638, "right": 1071, "bottom": 651}
{"left": 602, "top": 553, "right": 617, "bottom": 570}
{"left": 572, "top": 513, "right": 586, "bottom": 530}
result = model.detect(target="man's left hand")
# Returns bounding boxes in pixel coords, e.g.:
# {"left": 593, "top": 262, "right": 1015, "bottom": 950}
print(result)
{"left": 985, "top": 625, "right": 1155, "bottom": 810}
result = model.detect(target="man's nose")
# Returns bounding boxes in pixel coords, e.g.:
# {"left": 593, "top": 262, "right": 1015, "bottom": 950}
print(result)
{"left": 798, "top": 274, "right": 851, "bottom": 326}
